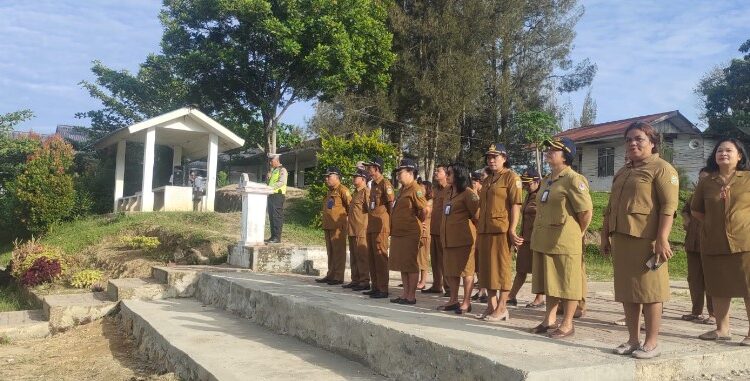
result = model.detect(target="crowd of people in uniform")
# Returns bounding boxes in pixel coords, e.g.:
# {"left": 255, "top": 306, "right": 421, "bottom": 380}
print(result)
{"left": 312, "top": 120, "right": 750, "bottom": 360}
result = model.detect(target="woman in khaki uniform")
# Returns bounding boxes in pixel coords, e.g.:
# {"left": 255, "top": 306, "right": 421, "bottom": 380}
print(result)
{"left": 529, "top": 138, "right": 593, "bottom": 339}
{"left": 477, "top": 144, "right": 523, "bottom": 321}
{"left": 345, "top": 168, "right": 371, "bottom": 291}
{"left": 417, "top": 180, "right": 433, "bottom": 290}
{"left": 424, "top": 166, "right": 448, "bottom": 294}
{"left": 389, "top": 158, "right": 428, "bottom": 305}
{"left": 508, "top": 168, "right": 546, "bottom": 308}
{"left": 438, "top": 163, "right": 480, "bottom": 314}
{"left": 317, "top": 166, "right": 352, "bottom": 285}
{"left": 601, "top": 122, "right": 679, "bottom": 359}
{"left": 691, "top": 138, "right": 750, "bottom": 345}
{"left": 681, "top": 168, "right": 714, "bottom": 323}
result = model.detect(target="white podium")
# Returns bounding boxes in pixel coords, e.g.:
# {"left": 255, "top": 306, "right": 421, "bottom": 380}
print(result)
{"left": 238, "top": 174, "right": 274, "bottom": 246}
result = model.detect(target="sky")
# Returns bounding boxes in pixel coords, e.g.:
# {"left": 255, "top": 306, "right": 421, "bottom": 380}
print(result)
{"left": 2, "top": 0, "right": 749, "bottom": 134}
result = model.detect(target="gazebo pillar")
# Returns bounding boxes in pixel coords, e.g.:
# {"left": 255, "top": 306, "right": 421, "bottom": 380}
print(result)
{"left": 141, "top": 127, "right": 156, "bottom": 212}
{"left": 172, "top": 145, "right": 182, "bottom": 168}
{"left": 113, "top": 140, "right": 126, "bottom": 211}
{"left": 205, "top": 133, "right": 218, "bottom": 211}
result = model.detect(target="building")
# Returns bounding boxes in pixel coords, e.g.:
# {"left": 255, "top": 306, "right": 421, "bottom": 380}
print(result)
{"left": 555, "top": 111, "right": 715, "bottom": 191}
{"left": 232, "top": 138, "right": 321, "bottom": 188}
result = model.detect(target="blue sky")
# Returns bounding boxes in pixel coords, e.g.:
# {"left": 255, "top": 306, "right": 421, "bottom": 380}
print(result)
{"left": 2, "top": 0, "right": 749, "bottom": 134}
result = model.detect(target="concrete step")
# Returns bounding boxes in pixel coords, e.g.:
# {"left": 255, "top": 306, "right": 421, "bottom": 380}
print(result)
{"left": 107, "top": 278, "right": 169, "bottom": 301}
{"left": 0, "top": 309, "right": 49, "bottom": 341}
{"left": 119, "top": 298, "right": 386, "bottom": 381}
{"left": 42, "top": 292, "right": 118, "bottom": 332}
{"left": 150, "top": 265, "right": 253, "bottom": 298}
{"left": 194, "top": 271, "right": 750, "bottom": 381}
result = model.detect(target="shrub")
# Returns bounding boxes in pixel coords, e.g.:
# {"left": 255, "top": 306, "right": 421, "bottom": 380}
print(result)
{"left": 11, "top": 244, "right": 66, "bottom": 280}
{"left": 121, "top": 236, "right": 160, "bottom": 251}
{"left": 11, "top": 135, "right": 76, "bottom": 235}
{"left": 217, "top": 171, "right": 230, "bottom": 188}
{"left": 20, "top": 257, "right": 62, "bottom": 287}
{"left": 70, "top": 269, "right": 103, "bottom": 289}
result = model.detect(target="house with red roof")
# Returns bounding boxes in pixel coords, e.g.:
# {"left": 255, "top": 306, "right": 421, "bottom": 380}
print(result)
{"left": 555, "top": 110, "right": 715, "bottom": 191}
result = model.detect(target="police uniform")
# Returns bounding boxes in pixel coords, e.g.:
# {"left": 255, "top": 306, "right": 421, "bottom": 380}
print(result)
{"left": 441, "top": 187, "right": 480, "bottom": 277}
{"left": 517, "top": 187, "right": 538, "bottom": 274}
{"left": 477, "top": 145, "right": 523, "bottom": 291}
{"left": 266, "top": 155, "right": 288, "bottom": 243}
{"left": 418, "top": 197, "right": 432, "bottom": 272}
{"left": 347, "top": 169, "right": 371, "bottom": 288}
{"left": 365, "top": 157, "right": 395, "bottom": 295}
{"left": 691, "top": 171, "right": 750, "bottom": 297}
{"left": 429, "top": 184, "right": 447, "bottom": 289}
{"left": 605, "top": 154, "right": 679, "bottom": 303}
{"left": 321, "top": 167, "right": 352, "bottom": 283}
{"left": 682, "top": 194, "right": 712, "bottom": 315}
{"left": 390, "top": 175, "right": 428, "bottom": 272}
{"left": 530, "top": 166, "right": 593, "bottom": 301}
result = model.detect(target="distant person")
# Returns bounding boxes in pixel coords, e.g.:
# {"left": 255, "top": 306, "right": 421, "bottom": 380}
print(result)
{"left": 417, "top": 180, "right": 433, "bottom": 291}
{"left": 681, "top": 167, "right": 714, "bottom": 324}
{"left": 345, "top": 168, "right": 371, "bottom": 291}
{"left": 423, "top": 165, "right": 448, "bottom": 295}
{"left": 362, "top": 156, "right": 395, "bottom": 299}
{"left": 316, "top": 166, "right": 351, "bottom": 285}
{"left": 265, "top": 153, "right": 288, "bottom": 244}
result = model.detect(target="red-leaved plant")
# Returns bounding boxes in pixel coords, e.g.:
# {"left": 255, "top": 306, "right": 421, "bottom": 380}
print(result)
{"left": 20, "top": 257, "right": 62, "bottom": 287}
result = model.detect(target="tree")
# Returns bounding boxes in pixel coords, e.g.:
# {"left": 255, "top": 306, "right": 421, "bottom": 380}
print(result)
{"left": 159, "top": 0, "right": 395, "bottom": 154}
{"left": 696, "top": 38, "right": 750, "bottom": 140}
{"left": 516, "top": 111, "right": 559, "bottom": 175}
{"left": 571, "top": 88, "right": 597, "bottom": 128}
{"left": 0, "top": 109, "right": 34, "bottom": 136}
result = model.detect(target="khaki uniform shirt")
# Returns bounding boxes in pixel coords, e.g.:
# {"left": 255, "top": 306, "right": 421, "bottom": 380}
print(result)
{"left": 530, "top": 166, "right": 593, "bottom": 255}
{"left": 682, "top": 194, "right": 702, "bottom": 253}
{"left": 322, "top": 183, "right": 351, "bottom": 230}
{"left": 347, "top": 185, "right": 369, "bottom": 237}
{"left": 367, "top": 174, "right": 395, "bottom": 234}
{"left": 605, "top": 154, "right": 679, "bottom": 240}
{"left": 440, "top": 188, "right": 480, "bottom": 248}
{"left": 691, "top": 171, "right": 750, "bottom": 255}
{"left": 430, "top": 185, "right": 447, "bottom": 236}
{"left": 477, "top": 169, "right": 523, "bottom": 234}
{"left": 422, "top": 198, "right": 432, "bottom": 239}
{"left": 521, "top": 191, "right": 538, "bottom": 242}
{"left": 390, "top": 181, "right": 427, "bottom": 237}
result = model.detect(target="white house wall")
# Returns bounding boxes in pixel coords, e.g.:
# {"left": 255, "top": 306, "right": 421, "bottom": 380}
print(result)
{"left": 578, "top": 141, "right": 626, "bottom": 192}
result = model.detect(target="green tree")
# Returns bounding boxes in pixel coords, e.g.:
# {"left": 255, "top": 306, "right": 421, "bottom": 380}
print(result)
{"left": 573, "top": 88, "right": 597, "bottom": 128}
{"left": 0, "top": 109, "right": 34, "bottom": 136}
{"left": 160, "top": 0, "right": 395, "bottom": 154}
{"left": 516, "top": 111, "right": 559, "bottom": 175}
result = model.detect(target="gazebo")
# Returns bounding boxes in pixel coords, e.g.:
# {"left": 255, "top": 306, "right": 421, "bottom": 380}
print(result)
{"left": 93, "top": 107, "right": 245, "bottom": 212}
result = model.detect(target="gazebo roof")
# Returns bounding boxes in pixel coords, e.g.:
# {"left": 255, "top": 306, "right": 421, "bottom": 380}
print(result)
{"left": 93, "top": 107, "right": 245, "bottom": 158}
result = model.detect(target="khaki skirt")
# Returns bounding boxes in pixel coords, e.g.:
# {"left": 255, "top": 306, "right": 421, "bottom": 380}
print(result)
{"left": 702, "top": 252, "right": 750, "bottom": 298}
{"left": 443, "top": 245, "right": 475, "bottom": 277}
{"left": 389, "top": 234, "right": 421, "bottom": 273}
{"left": 612, "top": 233, "right": 669, "bottom": 303}
{"left": 516, "top": 243, "right": 533, "bottom": 274}
{"left": 418, "top": 235, "right": 430, "bottom": 271}
{"left": 477, "top": 233, "right": 512, "bottom": 291}
{"left": 531, "top": 252, "right": 582, "bottom": 300}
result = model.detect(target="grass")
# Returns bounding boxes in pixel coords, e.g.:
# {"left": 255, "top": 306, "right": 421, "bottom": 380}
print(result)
{"left": 0, "top": 283, "right": 32, "bottom": 312}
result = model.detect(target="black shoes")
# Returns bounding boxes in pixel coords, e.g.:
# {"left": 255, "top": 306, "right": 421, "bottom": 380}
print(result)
{"left": 264, "top": 237, "right": 281, "bottom": 244}
{"left": 362, "top": 290, "right": 377, "bottom": 295}
{"left": 342, "top": 282, "right": 357, "bottom": 288}
{"left": 507, "top": 298, "right": 518, "bottom": 306}
{"left": 369, "top": 291, "right": 389, "bottom": 299}
{"left": 352, "top": 284, "right": 371, "bottom": 291}
{"left": 326, "top": 280, "right": 343, "bottom": 285}
{"left": 315, "top": 277, "right": 330, "bottom": 283}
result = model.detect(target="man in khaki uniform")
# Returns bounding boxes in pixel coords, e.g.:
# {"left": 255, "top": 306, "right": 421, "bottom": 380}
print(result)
{"left": 346, "top": 168, "right": 371, "bottom": 291}
{"left": 316, "top": 166, "right": 352, "bottom": 285}
{"left": 363, "top": 156, "right": 395, "bottom": 299}
{"left": 423, "top": 164, "right": 448, "bottom": 294}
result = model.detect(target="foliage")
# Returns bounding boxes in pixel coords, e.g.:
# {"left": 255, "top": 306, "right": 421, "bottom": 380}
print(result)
{"left": 10, "top": 136, "right": 76, "bottom": 236}
{"left": 121, "top": 236, "right": 160, "bottom": 251}
{"left": 0, "top": 109, "right": 34, "bottom": 136}
{"left": 276, "top": 123, "right": 306, "bottom": 150}
{"left": 69, "top": 269, "right": 104, "bottom": 289}
{"left": 20, "top": 257, "right": 63, "bottom": 287}
{"left": 571, "top": 88, "right": 597, "bottom": 128}
{"left": 0, "top": 283, "right": 33, "bottom": 313}
{"left": 11, "top": 241, "right": 66, "bottom": 280}
{"left": 696, "top": 38, "right": 750, "bottom": 140}
{"left": 159, "top": 0, "right": 395, "bottom": 154}
{"left": 217, "top": 171, "right": 230, "bottom": 189}
{"left": 516, "top": 111, "right": 560, "bottom": 172}
{"left": 306, "top": 130, "right": 398, "bottom": 221}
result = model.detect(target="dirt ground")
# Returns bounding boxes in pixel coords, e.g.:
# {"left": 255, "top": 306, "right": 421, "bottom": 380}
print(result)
{"left": 0, "top": 316, "right": 178, "bottom": 381}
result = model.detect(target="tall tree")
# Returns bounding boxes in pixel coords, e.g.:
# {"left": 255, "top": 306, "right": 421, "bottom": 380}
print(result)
{"left": 159, "top": 0, "right": 395, "bottom": 154}
{"left": 0, "top": 109, "right": 34, "bottom": 136}
{"left": 571, "top": 87, "right": 597, "bottom": 128}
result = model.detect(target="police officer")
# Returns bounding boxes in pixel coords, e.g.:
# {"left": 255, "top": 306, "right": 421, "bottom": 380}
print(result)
{"left": 529, "top": 138, "right": 593, "bottom": 339}
{"left": 691, "top": 138, "right": 750, "bottom": 346}
{"left": 265, "top": 153, "right": 288, "bottom": 243}
{"left": 315, "top": 166, "right": 351, "bottom": 285}
{"left": 362, "top": 156, "right": 395, "bottom": 299}
{"left": 389, "top": 158, "right": 428, "bottom": 305}
{"left": 681, "top": 167, "right": 713, "bottom": 323}
{"left": 346, "top": 168, "right": 371, "bottom": 291}
{"left": 476, "top": 143, "right": 523, "bottom": 322}
{"left": 423, "top": 165, "right": 448, "bottom": 294}
{"left": 508, "top": 168, "right": 545, "bottom": 308}
{"left": 602, "top": 122, "right": 679, "bottom": 359}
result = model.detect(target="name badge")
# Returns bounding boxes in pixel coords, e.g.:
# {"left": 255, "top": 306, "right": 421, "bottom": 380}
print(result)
{"left": 444, "top": 204, "right": 452, "bottom": 215}
{"left": 327, "top": 198, "right": 334, "bottom": 209}
{"left": 540, "top": 190, "right": 550, "bottom": 203}
{"left": 370, "top": 201, "right": 376, "bottom": 210}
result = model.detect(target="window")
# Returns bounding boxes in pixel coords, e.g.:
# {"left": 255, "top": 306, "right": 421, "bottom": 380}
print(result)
{"left": 597, "top": 147, "right": 615, "bottom": 177}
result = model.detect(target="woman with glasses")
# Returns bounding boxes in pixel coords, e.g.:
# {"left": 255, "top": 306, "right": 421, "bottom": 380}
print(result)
{"left": 602, "top": 122, "right": 679, "bottom": 359}
{"left": 529, "top": 137, "right": 592, "bottom": 339}
{"left": 691, "top": 138, "right": 750, "bottom": 345}
{"left": 437, "top": 163, "right": 480, "bottom": 314}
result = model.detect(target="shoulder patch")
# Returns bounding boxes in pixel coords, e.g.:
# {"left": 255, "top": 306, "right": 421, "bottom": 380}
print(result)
{"left": 471, "top": 192, "right": 479, "bottom": 201}
{"left": 386, "top": 187, "right": 393, "bottom": 194}
{"left": 515, "top": 179, "right": 522, "bottom": 189}
{"left": 670, "top": 174, "right": 679, "bottom": 186}
{"left": 416, "top": 190, "right": 424, "bottom": 198}
{"left": 577, "top": 181, "right": 587, "bottom": 191}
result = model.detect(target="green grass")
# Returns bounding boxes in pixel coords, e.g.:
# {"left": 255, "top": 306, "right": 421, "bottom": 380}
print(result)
{"left": 0, "top": 283, "right": 32, "bottom": 312}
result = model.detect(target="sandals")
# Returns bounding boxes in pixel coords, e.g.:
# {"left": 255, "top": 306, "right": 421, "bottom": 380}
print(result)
{"left": 632, "top": 345, "right": 661, "bottom": 359}
{"left": 455, "top": 305, "right": 472, "bottom": 315}
{"left": 681, "top": 313, "right": 705, "bottom": 321}
{"left": 698, "top": 330, "right": 732, "bottom": 341}
{"left": 530, "top": 323, "right": 558, "bottom": 334}
{"left": 525, "top": 301, "right": 545, "bottom": 309}
{"left": 483, "top": 310, "right": 510, "bottom": 322}
{"left": 702, "top": 316, "right": 717, "bottom": 325}
{"left": 548, "top": 327, "right": 575, "bottom": 339}
{"left": 613, "top": 342, "right": 640, "bottom": 355}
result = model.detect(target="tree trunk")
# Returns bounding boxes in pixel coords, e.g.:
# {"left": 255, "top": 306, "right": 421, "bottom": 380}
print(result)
{"left": 262, "top": 109, "right": 277, "bottom": 154}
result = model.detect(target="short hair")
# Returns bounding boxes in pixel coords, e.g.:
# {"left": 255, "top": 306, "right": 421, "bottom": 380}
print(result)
{"left": 624, "top": 121, "right": 660, "bottom": 154}
{"left": 448, "top": 163, "right": 472, "bottom": 194}
{"left": 562, "top": 151, "right": 575, "bottom": 166}
{"left": 706, "top": 138, "right": 750, "bottom": 172}
{"left": 435, "top": 164, "right": 448, "bottom": 173}
{"left": 420, "top": 180, "right": 433, "bottom": 200}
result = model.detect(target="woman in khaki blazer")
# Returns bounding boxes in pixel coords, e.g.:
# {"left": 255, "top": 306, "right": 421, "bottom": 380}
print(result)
{"left": 691, "top": 138, "right": 750, "bottom": 345}
{"left": 437, "top": 163, "right": 480, "bottom": 314}
{"left": 601, "top": 122, "right": 679, "bottom": 359}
